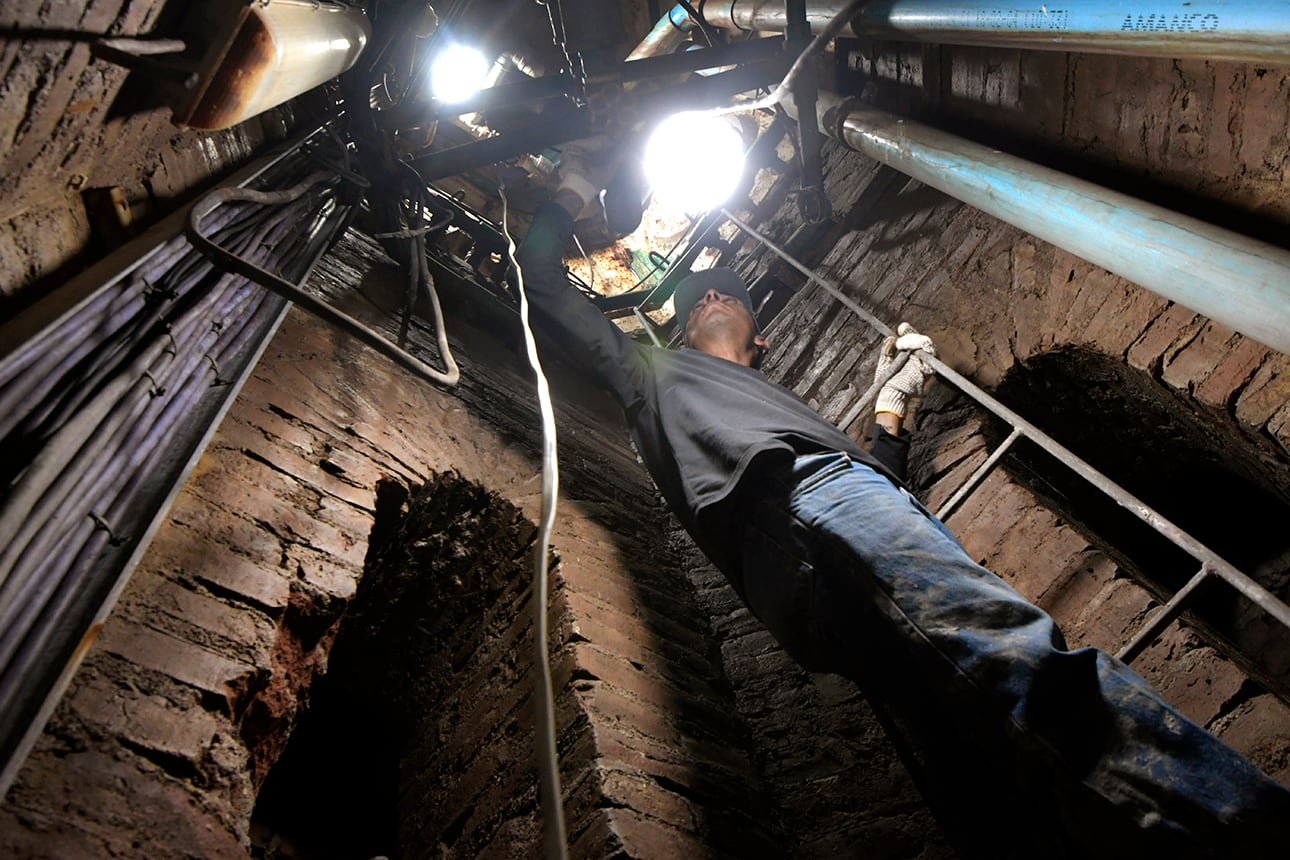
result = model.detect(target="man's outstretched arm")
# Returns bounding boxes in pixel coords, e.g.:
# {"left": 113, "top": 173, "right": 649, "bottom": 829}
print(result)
{"left": 514, "top": 190, "right": 649, "bottom": 413}
{"left": 869, "top": 324, "right": 937, "bottom": 484}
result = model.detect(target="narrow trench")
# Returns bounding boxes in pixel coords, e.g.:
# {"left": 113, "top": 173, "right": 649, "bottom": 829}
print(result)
{"left": 248, "top": 473, "right": 538, "bottom": 859}
{"left": 986, "top": 346, "right": 1290, "bottom": 698}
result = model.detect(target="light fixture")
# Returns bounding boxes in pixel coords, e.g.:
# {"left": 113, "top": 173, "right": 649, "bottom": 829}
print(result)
{"left": 430, "top": 43, "right": 490, "bottom": 103}
{"left": 643, "top": 112, "right": 746, "bottom": 213}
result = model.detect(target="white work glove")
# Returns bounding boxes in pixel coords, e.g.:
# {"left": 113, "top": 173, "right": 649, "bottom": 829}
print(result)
{"left": 874, "top": 322, "right": 937, "bottom": 418}
{"left": 557, "top": 136, "right": 616, "bottom": 220}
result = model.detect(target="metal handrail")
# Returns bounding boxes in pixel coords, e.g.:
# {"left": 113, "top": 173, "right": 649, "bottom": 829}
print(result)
{"left": 719, "top": 208, "right": 1290, "bottom": 665}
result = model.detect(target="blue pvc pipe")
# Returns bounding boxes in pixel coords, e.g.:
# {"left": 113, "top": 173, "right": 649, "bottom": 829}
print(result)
{"left": 803, "top": 90, "right": 1290, "bottom": 355}
{"left": 706, "top": 1, "right": 1290, "bottom": 64}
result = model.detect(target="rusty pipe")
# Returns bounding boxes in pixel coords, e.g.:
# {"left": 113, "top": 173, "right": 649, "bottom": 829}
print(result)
{"left": 176, "top": 0, "right": 371, "bottom": 130}
{"left": 701, "top": 0, "right": 1290, "bottom": 64}
{"left": 788, "top": 90, "right": 1290, "bottom": 355}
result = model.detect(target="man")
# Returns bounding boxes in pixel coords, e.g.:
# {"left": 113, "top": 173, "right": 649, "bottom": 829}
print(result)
{"left": 515, "top": 175, "right": 1290, "bottom": 857}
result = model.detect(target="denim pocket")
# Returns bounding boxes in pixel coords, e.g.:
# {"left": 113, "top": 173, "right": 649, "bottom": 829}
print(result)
{"left": 790, "top": 452, "right": 854, "bottom": 496}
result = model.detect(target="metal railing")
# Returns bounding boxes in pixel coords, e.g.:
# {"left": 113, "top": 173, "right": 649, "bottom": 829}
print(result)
{"left": 719, "top": 208, "right": 1290, "bottom": 669}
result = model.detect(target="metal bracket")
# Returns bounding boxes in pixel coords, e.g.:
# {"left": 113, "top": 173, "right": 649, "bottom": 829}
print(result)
{"left": 785, "top": 0, "right": 829, "bottom": 223}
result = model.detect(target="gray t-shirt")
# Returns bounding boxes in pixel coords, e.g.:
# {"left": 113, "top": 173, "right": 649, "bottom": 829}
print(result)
{"left": 518, "top": 202, "right": 906, "bottom": 574}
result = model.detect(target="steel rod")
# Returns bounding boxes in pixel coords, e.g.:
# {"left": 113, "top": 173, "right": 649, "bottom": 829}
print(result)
{"left": 836, "top": 349, "right": 908, "bottom": 430}
{"left": 1117, "top": 565, "right": 1215, "bottom": 664}
{"left": 934, "top": 426, "right": 1021, "bottom": 520}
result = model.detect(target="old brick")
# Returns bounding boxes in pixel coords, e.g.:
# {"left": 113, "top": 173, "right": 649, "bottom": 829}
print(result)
{"left": 1234, "top": 353, "right": 1290, "bottom": 430}
{"left": 166, "top": 492, "right": 284, "bottom": 570}
{"left": 563, "top": 591, "right": 675, "bottom": 675}
{"left": 1126, "top": 303, "right": 1203, "bottom": 373}
{"left": 1071, "top": 577, "right": 1152, "bottom": 654}
{"left": 1082, "top": 282, "right": 1170, "bottom": 359}
{"left": 1161, "top": 320, "right": 1240, "bottom": 394}
{"left": 1037, "top": 552, "right": 1118, "bottom": 634}
{"left": 944, "top": 472, "right": 1032, "bottom": 565}
{"left": 1211, "top": 693, "right": 1290, "bottom": 788}
{"left": 1268, "top": 401, "right": 1290, "bottom": 454}
{"left": 1007, "top": 240, "right": 1049, "bottom": 361}
{"left": 112, "top": 572, "right": 269, "bottom": 665}
{"left": 98, "top": 619, "right": 256, "bottom": 706}
{"left": 983, "top": 506, "right": 1070, "bottom": 596}
{"left": 1193, "top": 335, "right": 1268, "bottom": 409}
{"left": 599, "top": 767, "right": 698, "bottom": 833}
{"left": 1057, "top": 268, "right": 1121, "bottom": 347}
{"left": 142, "top": 519, "right": 289, "bottom": 610}
{"left": 1134, "top": 629, "right": 1247, "bottom": 727}
{"left": 68, "top": 675, "right": 224, "bottom": 769}
{"left": 283, "top": 542, "right": 361, "bottom": 599}
{"left": 0, "top": 748, "right": 246, "bottom": 859}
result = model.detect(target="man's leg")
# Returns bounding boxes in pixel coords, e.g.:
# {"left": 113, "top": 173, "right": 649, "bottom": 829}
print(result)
{"left": 739, "top": 453, "right": 1290, "bottom": 857}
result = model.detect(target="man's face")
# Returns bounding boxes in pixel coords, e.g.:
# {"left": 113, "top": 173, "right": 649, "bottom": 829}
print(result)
{"left": 684, "top": 288, "right": 769, "bottom": 366}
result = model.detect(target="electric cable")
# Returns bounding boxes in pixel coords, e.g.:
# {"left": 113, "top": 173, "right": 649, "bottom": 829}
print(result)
{"left": 498, "top": 182, "right": 569, "bottom": 860}
{"left": 571, "top": 233, "right": 594, "bottom": 292}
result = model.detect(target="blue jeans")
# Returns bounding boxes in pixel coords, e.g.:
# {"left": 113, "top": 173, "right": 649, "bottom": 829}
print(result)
{"left": 737, "top": 452, "right": 1289, "bottom": 858}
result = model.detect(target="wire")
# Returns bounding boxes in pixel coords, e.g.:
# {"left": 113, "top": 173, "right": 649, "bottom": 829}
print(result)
{"left": 675, "top": 0, "right": 720, "bottom": 47}
{"left": 571, "top": 234, "right": 595, "bottom": 292}
{"left": 498, "top": 183, "right": 569, "bottom": 860}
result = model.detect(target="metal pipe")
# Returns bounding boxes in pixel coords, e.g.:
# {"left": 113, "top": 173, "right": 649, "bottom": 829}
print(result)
{"left": 934, "top": 426, "right": 1021, "bottom": 520}
{"left": 627, "top": 3, "right": 698, "bottom": 62}
{"left": 175, "top": 0, "right": 371, "bottom": 129}
{"left": 701, "top": 0, "right": 1290, "bottom": 64}
{"left": 1117, "top": 564, "right": 1214, "bottom": 664}
{"left": 791, "top": 91, "right": 1290, "bottom": 355}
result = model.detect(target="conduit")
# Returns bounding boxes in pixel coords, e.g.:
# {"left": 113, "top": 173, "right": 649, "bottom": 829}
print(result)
{"left": 0, "top": 135, "right": 352, "bottom": 796}
{"left": 702, "top": 0, "right": 1290, "bottom": 65}
{"left": 786, "top": 90, "right": 1290, "bottom": 355}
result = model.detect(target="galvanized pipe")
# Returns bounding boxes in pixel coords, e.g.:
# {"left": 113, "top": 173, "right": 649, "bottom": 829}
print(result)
{"left": 627, "top": 3, "right": 697, "bottom": 62}
{"left": 701, "top": 0, "right": 1290, "bottom": 64}
{"left": 791, "top": 91, "right": 1290, "bottom": 355}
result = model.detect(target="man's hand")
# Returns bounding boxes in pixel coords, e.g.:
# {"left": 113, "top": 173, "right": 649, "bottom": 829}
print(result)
{"left": 556, "top": 136, "right": 617, "bottom": 220}
{"left": 874, "top": 322, "right": 937, "bottom": 420}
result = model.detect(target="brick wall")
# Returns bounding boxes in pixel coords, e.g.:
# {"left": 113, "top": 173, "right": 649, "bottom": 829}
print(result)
{"left": 0, "top": 1, "right": 289, "bottom": 304}
{"left": 0, "top": 231, "right": 783, "bottom": 857}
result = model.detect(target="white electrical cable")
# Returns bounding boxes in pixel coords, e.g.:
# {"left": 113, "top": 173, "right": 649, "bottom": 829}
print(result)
{"left": 571, "top": 233, "right": 595, "bottom": 292}
{"left": 498, "top": 185, "right": 569, "bottom": 860}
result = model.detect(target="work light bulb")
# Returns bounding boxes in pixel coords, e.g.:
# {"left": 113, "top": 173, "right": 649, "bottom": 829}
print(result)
{"left": 430, "top": 44, "right": 489, "bottom": 103}
{"left": 643, "top": 112, "right": 746, "bottom": 213}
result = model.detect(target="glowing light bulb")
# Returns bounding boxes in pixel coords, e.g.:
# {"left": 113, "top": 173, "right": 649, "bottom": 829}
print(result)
{"left": 643, "top": 112, "right": 746, "bottom": 213}
{"left": 430, "top": 44, "right": 490, "bottom": 103}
